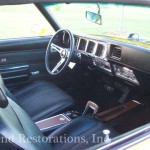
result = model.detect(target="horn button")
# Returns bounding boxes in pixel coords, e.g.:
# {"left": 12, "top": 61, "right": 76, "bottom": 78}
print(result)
{"left": 60, "top": 49, "right": 67, "bottom": 58}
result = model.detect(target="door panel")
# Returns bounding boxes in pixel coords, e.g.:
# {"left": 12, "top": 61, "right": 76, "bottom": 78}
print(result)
{"left": 0, "top": 36, "right": 57, "bottom": 87}
{"left": 0, "top": 65, "right": 29, "bottom": 84}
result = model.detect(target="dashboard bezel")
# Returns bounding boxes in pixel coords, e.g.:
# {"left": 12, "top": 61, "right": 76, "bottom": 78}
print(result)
{"left": 76, "top": 36, "right": 108, "bottom": 59}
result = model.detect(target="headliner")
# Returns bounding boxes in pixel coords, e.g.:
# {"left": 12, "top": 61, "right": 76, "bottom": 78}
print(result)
{"left": 0, "top": 0, "right": 150, "bottom": 6}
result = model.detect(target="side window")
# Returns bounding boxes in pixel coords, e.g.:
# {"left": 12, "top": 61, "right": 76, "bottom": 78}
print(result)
{"left": 0, "top": 4, "right": 55, "bottom": 39}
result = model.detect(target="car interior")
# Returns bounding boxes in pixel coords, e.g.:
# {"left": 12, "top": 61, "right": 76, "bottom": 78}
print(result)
{"left": 0, "top": 0, "right": 150, "bottom": 150}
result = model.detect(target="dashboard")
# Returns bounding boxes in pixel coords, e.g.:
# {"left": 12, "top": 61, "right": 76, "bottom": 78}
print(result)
{"left": 73, "top": 34, "right": 150, "bottom": 86}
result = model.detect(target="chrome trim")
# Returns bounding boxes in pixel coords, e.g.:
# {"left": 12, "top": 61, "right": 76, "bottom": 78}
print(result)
{"left": 77, "top": 37, "right": 88, "bottom": 52}
{"left": 3, "top": 75, "right": 28, "bottom": 80}
{"left": 76, "top": 36, "right": 107, "bottom": 59}
{"left": 36, "top": 114, "right": 70, "bottom": 124}
{"left": 97, "top": 125, "right": 150, "bottom": 150}
{"left": 0, "top": 65, "right": 29, "bottom": 71}
{"left": 118, "top": 134, "right": 150, "bottom": 150}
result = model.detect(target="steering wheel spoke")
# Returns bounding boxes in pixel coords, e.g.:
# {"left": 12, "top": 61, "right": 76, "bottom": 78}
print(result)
{"left": 52, "top": 58, "right": 65, "bottom": 73}
{"left": 51, "top": 43, "right": 64, "bottom": 53}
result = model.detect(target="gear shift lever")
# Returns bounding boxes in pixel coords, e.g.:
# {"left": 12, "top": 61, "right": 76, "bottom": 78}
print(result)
{"left": 82, "top": 101, "right": 99, "bottom": 116}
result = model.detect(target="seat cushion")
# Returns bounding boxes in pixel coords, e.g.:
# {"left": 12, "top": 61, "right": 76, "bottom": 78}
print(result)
{"left": 13, "top": 80, "right": 74, "bottom": 122}
{"left": 49, "top": 116, "right": 118, "bottom": 150}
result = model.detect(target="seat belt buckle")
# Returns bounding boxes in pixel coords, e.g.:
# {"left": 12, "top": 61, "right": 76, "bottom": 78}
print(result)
{"left": 82, "top": 101, "right": 99, "bottom": 116}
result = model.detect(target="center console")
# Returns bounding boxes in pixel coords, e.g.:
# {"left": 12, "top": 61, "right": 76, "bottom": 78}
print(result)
{"left": 35, "top": 101, "right": 99, "bottom": 133}
{"left": 35, "top": 111, "right": 82, "bottom": 133}
{"left": 35, "top": 99, "right": 140, "bottom": 135}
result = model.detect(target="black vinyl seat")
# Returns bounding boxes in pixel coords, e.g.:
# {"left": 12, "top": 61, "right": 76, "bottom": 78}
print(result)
{"left": 12, "top": 80, "right": 74, "bottom": 121}
{"left": 0, "top": 75, "right": 118, "bottom": 150}
{"left": 2, "top": 76, "right": 74, "bottom": 122}
{"left": 49, "top": 116, "right": 118, "bottom": 150}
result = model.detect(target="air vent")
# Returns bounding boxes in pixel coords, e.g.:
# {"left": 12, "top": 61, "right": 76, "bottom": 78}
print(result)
{"left": 78, "top": 39, "right": 87, "bottom": 51}
{"left": 111, "top": 45, "right": 122, "bottom": 59}
{"left": 86, "top": 41, "right": 95, "bottom": 53}
{"left": 95, "top": 44, "right": 104, "bottom": 57}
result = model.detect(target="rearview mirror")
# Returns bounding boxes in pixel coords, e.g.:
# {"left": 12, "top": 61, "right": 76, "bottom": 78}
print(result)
{"left": 86, "top": 11, "right": 102, "bottom": 25}
{"left": 128, "top": 33, "right": 140, "bottom": 41}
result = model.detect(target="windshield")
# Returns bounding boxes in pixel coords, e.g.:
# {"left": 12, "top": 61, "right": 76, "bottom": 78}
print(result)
{"left": 44, "top": 3, "right": 150, "bottom": 47}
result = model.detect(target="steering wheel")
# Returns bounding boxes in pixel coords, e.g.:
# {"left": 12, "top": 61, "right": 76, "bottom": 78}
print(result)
{"left": 45, "top": 29, "right": 74, "bottom": 75}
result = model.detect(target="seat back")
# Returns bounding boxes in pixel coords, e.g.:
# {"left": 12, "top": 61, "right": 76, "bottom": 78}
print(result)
{"left": 0, "top": 74, "right": 6, "bottom": 95}
{"left": 0, "top": 74, "right": 8, "bottom": 108}
{"left": 0, "top": 74, "right": 52, "bottom": 150}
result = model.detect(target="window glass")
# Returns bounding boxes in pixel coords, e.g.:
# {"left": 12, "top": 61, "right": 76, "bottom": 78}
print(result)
{"left": 45, "top": 3, "right": 150, "bottom": 48}
{"left": 0, "top": 4, "right": 55, "bottom": 39}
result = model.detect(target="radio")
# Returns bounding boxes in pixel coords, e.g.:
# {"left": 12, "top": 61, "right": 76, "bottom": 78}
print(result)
{"left": 113, "top": 64, "right": 139, "bottom": 85}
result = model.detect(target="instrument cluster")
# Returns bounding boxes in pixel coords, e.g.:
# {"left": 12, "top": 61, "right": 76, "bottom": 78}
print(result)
{"left": 74, "top": 36, "right": 111, "bottom": 73}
